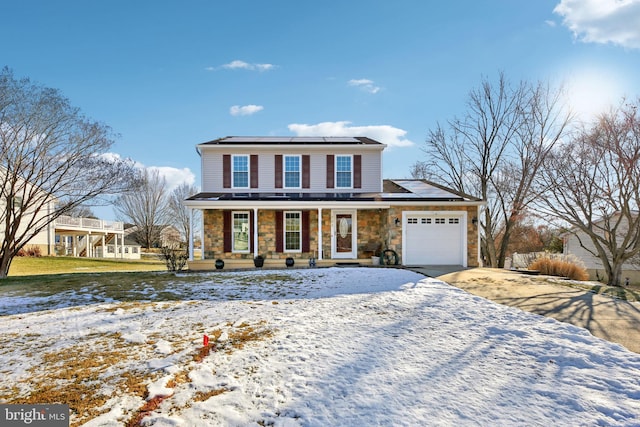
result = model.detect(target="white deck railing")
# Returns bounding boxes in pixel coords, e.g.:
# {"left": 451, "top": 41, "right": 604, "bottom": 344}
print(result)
{"left": 55, "top": 215, "right": 124, "bottom": 232}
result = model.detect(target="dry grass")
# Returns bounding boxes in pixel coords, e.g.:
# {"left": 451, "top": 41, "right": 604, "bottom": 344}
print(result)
{"left": 529, "top": 256, "right": 590, "bottom": 281}
{"left": 0, "top": 332, "right": 158, "bottom": 427}
{"left": 1, "top": 294, "right": 276, "bottom": 427}
{"left": 225, "top": 320, "right": 273, "bottom": 351}
{"left": 193, "top": 388, "right": 228, "bottom": 402}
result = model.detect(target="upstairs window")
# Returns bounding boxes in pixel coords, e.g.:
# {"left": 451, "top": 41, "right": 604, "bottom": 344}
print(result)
{"left": 284, "top": 155, "right": 301, "bottom": 188}
{"left": 335, "top": 155, "right": 352, "bottom": 188}
{"left": 232, "top": 155, "right": 249, "bottom": 188}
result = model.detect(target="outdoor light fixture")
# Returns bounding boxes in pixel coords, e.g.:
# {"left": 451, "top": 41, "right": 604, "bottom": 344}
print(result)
{"left": 394, "top": 218, "right": 401, "bottom": 226}
{"left": 472, "top": 216, "right": 478, "bottom": 225}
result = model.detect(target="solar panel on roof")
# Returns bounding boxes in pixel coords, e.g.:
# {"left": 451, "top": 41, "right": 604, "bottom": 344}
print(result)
{"left": 325, "top": 137, "right": 359, "bottom": 142}
{"left": 393, "top": 180, "right": 461, "bottom": 198}
{"left": 255, "top": 137, "right": 291, "bottom": 142}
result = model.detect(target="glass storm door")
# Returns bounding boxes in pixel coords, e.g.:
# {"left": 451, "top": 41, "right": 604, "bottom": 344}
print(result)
{"left": 332, "top": 211, "right": 357, "bottom": 259}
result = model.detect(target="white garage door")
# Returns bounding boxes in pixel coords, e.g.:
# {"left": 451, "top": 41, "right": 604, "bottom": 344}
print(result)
{"left": 404, "top": 214, "right": 464, "bottom": 265}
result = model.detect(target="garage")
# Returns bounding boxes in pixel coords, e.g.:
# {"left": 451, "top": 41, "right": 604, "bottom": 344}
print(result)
{"left": 403, "top": 212, "right": 466, "bottom": 265}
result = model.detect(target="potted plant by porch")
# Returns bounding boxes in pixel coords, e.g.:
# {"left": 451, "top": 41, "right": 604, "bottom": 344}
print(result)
{"left": 253, "top": 255, "right": 265, "bottom": 268}
{"left": 215, "top": 258, "right": 224, "bottom": 269}
{"left": 285, "top": 257, "right": 295, "bottom": 267}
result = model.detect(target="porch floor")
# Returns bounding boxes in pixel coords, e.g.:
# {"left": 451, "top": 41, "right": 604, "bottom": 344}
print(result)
{"left": 187, "top": 258, "right": 383, "bottom": 271}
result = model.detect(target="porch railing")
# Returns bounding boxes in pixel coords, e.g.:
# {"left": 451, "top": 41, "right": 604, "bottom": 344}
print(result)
{"left": 54, "top": 215, "right": 124, "bottom": 232}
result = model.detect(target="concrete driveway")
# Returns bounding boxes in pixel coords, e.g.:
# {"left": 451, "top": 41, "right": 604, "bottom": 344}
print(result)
{"left": 410, "top": 266, "right": 640, "bottom": 354}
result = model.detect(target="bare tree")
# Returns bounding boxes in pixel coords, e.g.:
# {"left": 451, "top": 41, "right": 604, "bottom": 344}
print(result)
{"left": 413, "top": 74, "right": 571, "bottom": 267}
{"left": 62, "top": 204, "right": 96, "bottom": 218}
{"left": 167, "top": 183, "right": 199, "bottom": 255}
{"left": 0, "top": 68, "right": 137, "bottom": 278}
{"left": 491, "top": 81, "right": 572, "bottom": 266}
{"left": 536, "top": 99, "right": 640, "bottom": 286}
{"left": 115, "top": 168, "right": 169, "bottom": 249}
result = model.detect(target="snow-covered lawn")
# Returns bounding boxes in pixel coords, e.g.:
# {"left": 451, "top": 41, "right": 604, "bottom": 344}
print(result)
{"left": 1, "top": 267, "right": 639, "bottom": 426}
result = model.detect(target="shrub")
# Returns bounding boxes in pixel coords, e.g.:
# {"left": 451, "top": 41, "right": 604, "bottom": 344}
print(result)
{"left": 528, "top": 254, "right": 589, "bottom": 281}
{"left": 16, "top": 246, "right": 42, "bottom": 257}
{"left": 161, "top": 246, "right": 188, "bottom": 272}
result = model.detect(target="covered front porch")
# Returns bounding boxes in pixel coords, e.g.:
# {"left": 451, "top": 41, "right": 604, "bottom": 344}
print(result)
{"left": 187, "top": 202, "right": 396, "bottom": 270}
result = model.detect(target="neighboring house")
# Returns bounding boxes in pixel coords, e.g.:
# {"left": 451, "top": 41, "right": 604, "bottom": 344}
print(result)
{"left": 0, "top": 192, "right": 57, "bottom": 256}
{"left": 123, "top": 224, "right": 183, "bottom": 248}
{"left": 563, "top": 214, "right": 640, "bottom": 283}
{"left": 55, "top": 216, "right": 141, "bottom": 260}
{"left": 1, "top": 166, "right": 140, "bottom": 260}
{"left": 184, "top": 136, "right": 484, "bottom": 269}
{"left": 0, "top": 167, "right": 57, "bottom": 256}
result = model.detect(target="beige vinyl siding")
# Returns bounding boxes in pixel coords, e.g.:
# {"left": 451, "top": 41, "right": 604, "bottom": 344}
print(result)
{"left": 564, "top": 217, "right": 640, "bottom": 271}
{"left": 200, "top": 146, "right": 383, "bottom": 193}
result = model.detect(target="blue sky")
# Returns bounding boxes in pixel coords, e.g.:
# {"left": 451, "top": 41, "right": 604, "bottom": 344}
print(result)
{"left": 2, "top": 0, "right": 640, "bottom": 219}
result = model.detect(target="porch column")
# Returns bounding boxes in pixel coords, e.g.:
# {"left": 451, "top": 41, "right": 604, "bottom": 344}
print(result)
{"left": 101, "top": 236, "right": 105, "bottom": 258}
{"left": 200, "top": 212, "right": 205, "bottom": 260}
{"left": 317, "top": 208, "right": 323, "bottom": 260}
{"left": 85, "top": 233, "right": 90, "bottom": 257}
{"left": 73, "top": 235, "right": 78, "bottom": 257}
{"left": 188, "top": 208, "right": 194, "bottom": 261}
{"left": 253, "top": 208, "right": 259, "bottom": 258}
{"left": 115, "top": 233, "right": 119, "bottom": 258}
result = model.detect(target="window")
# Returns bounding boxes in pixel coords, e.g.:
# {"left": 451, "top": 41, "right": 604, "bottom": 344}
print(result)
{"left": 284, "top": 211, "right": 301, "bottom": 252}
{"left": 335, "top": 155, "right": 352, "bottom": 188}
{"left": 11, "top": 196, "right": 23, "bottom": 210}
{"left": 284, "top": 155, "right": 301, "bottom": 188}
{"left": 435, "top": 218, "right": 446, "bottom": 224}
{"left": 233, "top": 212, "right": 250, "bottom": 252}
{"left": 449, "top": 218, "right": 460, "bottom": 224}
{"left": 232, "top": 155, "right": 249, "bottom": 188}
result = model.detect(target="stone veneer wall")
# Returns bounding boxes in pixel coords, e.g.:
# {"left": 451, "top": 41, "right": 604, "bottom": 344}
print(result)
{"left": 384, "top": 205, "right": 480, "bottom": 267}
{"left": 203, "top": 209, "right": 322, "bottom": 260}
{"left": 203, "top": 206, "right": 479, "bottom": 266}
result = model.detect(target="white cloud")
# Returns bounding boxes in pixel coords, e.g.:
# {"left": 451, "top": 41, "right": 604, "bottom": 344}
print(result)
{"left": 348, "top": 78, "right": 381, "bottom": 94}
{"left": 554, "top": 0, "right": 640, "bottom": 48}
{"left": 230, "top": 104, "right": 264, "bottom": 116}
{"left": 147, "top": 166, "right": 196, "bottom": 192}
{"left": 288, "top": 121, "right": 414, "bottom": 148}
{"left": 103, "top": 153, "right": 195, "bottom": 191}
{"left": 207, "top": 60, "right": 276, "bottom": 72}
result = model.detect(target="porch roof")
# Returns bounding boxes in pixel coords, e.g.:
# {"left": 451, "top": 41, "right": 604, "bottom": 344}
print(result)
{"left": 184, "top": 179, "right": 484, "bottom": 207}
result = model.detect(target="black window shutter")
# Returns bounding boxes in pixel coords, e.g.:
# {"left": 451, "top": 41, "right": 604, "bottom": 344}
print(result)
{"left": 326, "top": 155, "right": 334, "bottom": 188}
{"left": 275, "top": 211, "right": 283, "bottom": 252}
{"left": 302, "top": 155, "right": 310, "bottom": 189}
{"left": 223, "top": 211, "right": 232, "bottom": 252}
{"left": 223, "top": 155, "right": 231, "bottom": 189}
{"left": 354, "top": 154, "right": 362, "bottom": 189}
{"left": 302, "top": 210, "right": 310, "bottom": 253}
{"left": 275, "top": 155, "right": 283, "bottom": 188}
{"left": 249, "top": 212, "right": 254, "bottom": 251}
{"left": 250, "top": 155, "right": 259, "bottom": 188}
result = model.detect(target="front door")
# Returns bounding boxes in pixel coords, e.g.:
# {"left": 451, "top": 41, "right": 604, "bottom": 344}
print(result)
{"left": 332, "top": 210, "right": 357, "bottom": 259}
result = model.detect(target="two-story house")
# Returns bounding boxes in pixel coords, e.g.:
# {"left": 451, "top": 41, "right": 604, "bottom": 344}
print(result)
{"left": 184, "top": 136, "right": 484, "bottom": 269}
